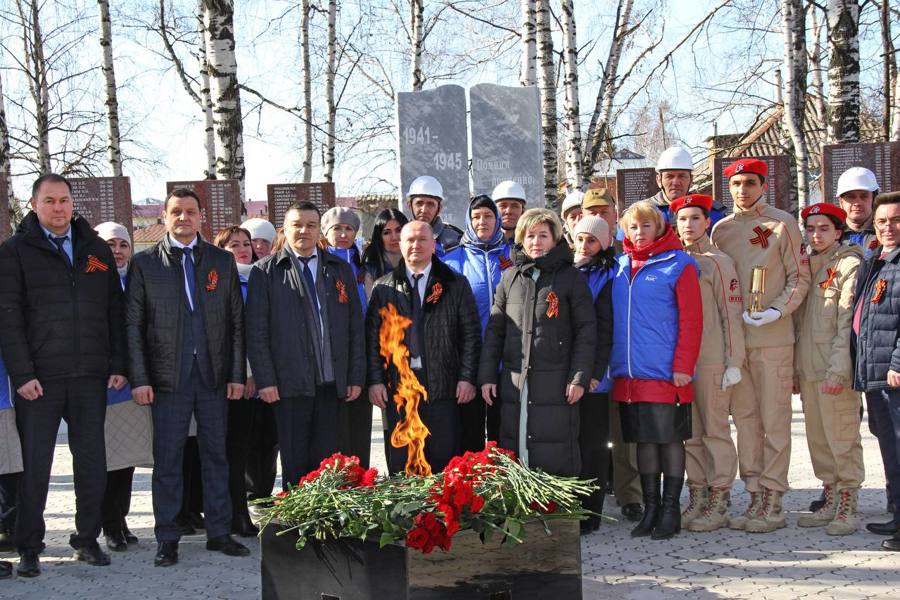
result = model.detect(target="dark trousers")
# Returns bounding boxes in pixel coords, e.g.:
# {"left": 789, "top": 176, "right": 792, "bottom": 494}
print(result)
{"left": 15, "top": 376, "right": 107, "bottom": 552}
{"left": 459, "top": 399, "right": 486, "bottom": 453}
{"left": 338, "top": 394, "right": 374, "bottom": 468}
{"left": 101, "top": 467, "right": 134, "bottom": 535}
{"left": 226, "top": 398, "right": 251, "bottom": 523}
{"left": 0, "top": 472, "right": 20, "bottom": 533}
{"left": 179, "top": 437, "right": 203, "bottom": 519}
{"left": 580, "top": 392, "right": 611, "bottom": 512}
{"left": 386, "top": 396, "right": 460, "bottom": 475}
{"left": 245, "top": 399, "right": 278, "bottom": 500}
{"left": 486, "top": 397, "right": 502, "bottom": 443}
{"left": 866, "top": 389, "right": 900, "bottom": 523}
{"left": 151, "top": 364, "right": 230, "bottom": 542}
{"left": 275, "top": 384, "right": 339, "bottom": 489}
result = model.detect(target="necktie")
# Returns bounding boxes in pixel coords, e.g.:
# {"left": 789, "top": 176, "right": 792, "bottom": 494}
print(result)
{"left": 183, "top": 247, "right": 197, "bottom": 311}
{"left": 409, "top": 274, "right": 424, "bottom": 359}
{"left": 51, "top": 235, "right": 70, "bottom": 265}
{"left": 298, "top": 256, "right": 320, "bottom": 314}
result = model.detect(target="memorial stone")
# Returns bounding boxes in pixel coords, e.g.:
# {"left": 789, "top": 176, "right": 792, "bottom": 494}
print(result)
{"left": 615, "top": 168, "right": 659, "bottom": 210}
{"left": 69, "top": 176, "right": 134, "bottom": 234}
{"left": 166, "top": 179, "right": 242, "bottom": 241}
{"left": 397, "top": 84, "right": 469, "bottom": 227}
{"left": 714, "top": 155, "right": 792, "bottom": 211}
{"left": 822, "top": 142, "right": 900, "bottom": 201}
{"left": 267, "top": 182, "right": 336, "bottom": 227}
{"left": 469, "top": 83, "right": 543, "bottom": 207}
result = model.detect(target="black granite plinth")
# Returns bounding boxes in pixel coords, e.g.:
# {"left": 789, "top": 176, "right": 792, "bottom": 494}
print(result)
{"left": 261, "top": 519, "right": 582, "bottom": 600}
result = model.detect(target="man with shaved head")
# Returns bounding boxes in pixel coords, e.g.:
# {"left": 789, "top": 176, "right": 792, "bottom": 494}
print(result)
{"left": 366, "top": 221, "right": 481, "bottom": 473}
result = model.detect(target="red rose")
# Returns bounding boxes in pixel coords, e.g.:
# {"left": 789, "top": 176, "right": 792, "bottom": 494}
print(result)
{"left": 529, "top": 500, "right": 558, "bottom": 514}
{"left": 470, "top": 495, "right": 485, "bottom": 513}
{"left": 405, "top": 527, "right": 431, "bottom": 552}
{"left": 361, "top": 468, "right": 378, "bottom": 487}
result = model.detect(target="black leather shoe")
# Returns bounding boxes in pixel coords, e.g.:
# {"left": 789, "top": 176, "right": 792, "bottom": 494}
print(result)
{"left": 882, "top": 533, "right": 900, "bottom": 551}
{"left": 232, "top": 514, "right": 260, "bottom": 538}
{"left": 866, "top": 520, "right": 898, "bottom": 535}
{"left": 0, "top": 531, "right": 14, "bottom": 552}
{"left": 105, "top": 532, "right": 128, "bottom": 552}
{"left": 17, "top": 551, "right": 40, "bottom": 578}
{"left": 206, "top": 535, "right": 250, "bottom": 557}
{"left": 154, "top": 542, "right": 178, "bottom": 567}
{"left": 122, "top": 522, "right": 138, "bottom": 545}
{"left": 73, "top": 543, "right": 111, "bottom": 566}
{"left": 0, "top": 560, "right": 12, "bottom": 579}
{"left": 621, "top": 503, "right": 644, "bottom": 522}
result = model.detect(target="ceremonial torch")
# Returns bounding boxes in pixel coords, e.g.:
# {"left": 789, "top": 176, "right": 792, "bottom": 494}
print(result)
{"left": 749, "top": 266, "right": 767, "bottom": 313}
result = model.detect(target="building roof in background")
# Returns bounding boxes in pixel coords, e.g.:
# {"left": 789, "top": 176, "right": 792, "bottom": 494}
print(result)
{"left": 133, "top": 203, "right": 162, "bottom": 219}
{"left": 336, "top": 196, "right": 358, "bottom": 208}
{"left": 592, "top": 149, "right": 655, "bottom": 178}
{"left": 243, "top": 200, "right": 267, "bottom": 217}
{"left": 132, "top": 223, "right": 167, "bottom": 245}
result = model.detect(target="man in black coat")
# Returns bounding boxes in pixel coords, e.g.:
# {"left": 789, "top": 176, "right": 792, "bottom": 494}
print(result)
{"left": 246, "top": 201, "right": 365, "bottom": 489}
{"left": 126, "top": 188, "right": 248, "bottom": 567}
{"left": 366, "top": 221, "right": 481, "bottom": 474}
{"left": 852, "top": 191, "right": 900, "bottom": 551}
{"left": 0, "top": 174, "right": 126, "bottom": 576}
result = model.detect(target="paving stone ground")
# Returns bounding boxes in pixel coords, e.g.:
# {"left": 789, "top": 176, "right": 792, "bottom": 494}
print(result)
{"left": 2, "top": 397, "right": 898, "bottom": 599}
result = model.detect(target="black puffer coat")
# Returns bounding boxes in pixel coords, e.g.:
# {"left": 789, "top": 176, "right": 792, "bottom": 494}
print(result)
{"left": 0, "top": 212, "right": 125, "bottom": 388}
{"left": 366, "top": 256, "right": 480, "bottom": 402}
{"left": 852, "top": 246, "right": 900, "bottom": 392}
{"left": 125, "top": 235, "right": 245, "bottom": 391}
{"left": 477, "top": 240, "right": 596, "bottom": 476}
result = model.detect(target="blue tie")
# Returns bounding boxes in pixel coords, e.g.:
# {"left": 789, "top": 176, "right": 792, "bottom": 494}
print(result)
{"left": 50, "top": 235, "right": 70, "bottom": 265}
{"left": 298, "top": 256, "right": 320, "bottom": 314}
{"left": 183, "top": 247, "right": 197, "bottom": 311}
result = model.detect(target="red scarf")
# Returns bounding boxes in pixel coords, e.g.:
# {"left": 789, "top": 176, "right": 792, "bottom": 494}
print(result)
{"left": 623, "top": 225, "right": 683, "bottom": 274}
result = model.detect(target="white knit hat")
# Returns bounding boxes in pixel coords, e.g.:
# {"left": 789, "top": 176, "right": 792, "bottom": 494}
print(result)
{"left": 241, "top": 218, "right": 277, "bottom": 243}
{"left": 94, "top": 221, "right": 130, "bottom": 245}
{"left": 572, "top": 215, "right": 611, "bottom": 250}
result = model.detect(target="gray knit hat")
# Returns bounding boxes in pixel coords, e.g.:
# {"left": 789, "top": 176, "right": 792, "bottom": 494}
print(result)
{"left": 573, "top": 215, "right": 611, "bottom": 250}
{"left": 321, "top": 207, "right": 360, "bottom": 234}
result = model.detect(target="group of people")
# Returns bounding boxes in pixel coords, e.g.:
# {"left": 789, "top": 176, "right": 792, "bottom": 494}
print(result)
{"left": 2, "top": 148, "right": 900, "bottom": 580}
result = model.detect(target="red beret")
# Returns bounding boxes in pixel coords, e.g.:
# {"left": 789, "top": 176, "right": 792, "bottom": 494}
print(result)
{"left": 724, "top": 158, "right": 768, "bottom": 179}
{"left": 670, "top": 194, "right": 713, "bottom": 214}
{"left": 801, "top": 202, "right": 847, "bottom": 222}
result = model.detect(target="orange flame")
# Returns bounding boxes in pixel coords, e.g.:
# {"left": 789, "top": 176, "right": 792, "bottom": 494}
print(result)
{"left": 378, "top": 303, "right": 432, "bottom": 476}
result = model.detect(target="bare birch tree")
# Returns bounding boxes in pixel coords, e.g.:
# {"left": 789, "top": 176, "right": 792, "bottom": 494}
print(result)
{"left": 519, "top": 0, "right": 536, "bottom": 86}
{"left": 301, "top": 0, "right": 313, "bottom": 182}
{"left": 203, "top": 0, "right": 245, "bottom": 197}
{"left": 411, "top": 0, "right": 425, "bottom": 90}
{"left": 892, "top": 72, "right": 900, "bottom": 141}
{"left": 781, "top": 0, "right": 809, "bottom": 208}
{"left": 17, "top": 0, "right": 50, "bottom": 173}
{"left": 826, "top": 0, "right": 860, "bottom": 143}
{"left": 98, "top": 0, "right": 122, "bottom": 176}
{"left": 560, "top": 0, "right": 582, "bottom": 192}
{"left": 197, "top": 1, "right": 216, "bottom": 178}
{"left": 324, "top": 0, "right": 338, "bottom": 182}
{"left": 0, "top": 71, "right": 12, "bottom": 208}
{"left": 808, "top": 4, "right": 827, "bottom": 127}
{"left": 535, "top": 0, "right": 556, "bottom": 207}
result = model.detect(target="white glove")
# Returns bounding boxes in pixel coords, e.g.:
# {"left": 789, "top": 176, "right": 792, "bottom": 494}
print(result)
{"left": 721, "top": 366, "right": 742, "bottom": 391}
{"left": 742, "top": 308, "right": 781, "bottom": 327}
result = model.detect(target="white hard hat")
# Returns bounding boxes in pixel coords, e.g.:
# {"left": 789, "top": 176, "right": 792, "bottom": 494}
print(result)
{"left": 407, "top": 175, "right": 444, "bottom": 201}
{"left": 655, "top": 146, "right": 693, "bottom": 172}
{"left": 836, "top": 167, "right": 879, "bottom": 197}
{"left": 561, "top": 190, "right": 585, "bottom": 216}
{"left": 242, "top": 218, "right": 277, "bottom": 243}
{"left": 491, "top": 180, "right": 526, "bottom": 203}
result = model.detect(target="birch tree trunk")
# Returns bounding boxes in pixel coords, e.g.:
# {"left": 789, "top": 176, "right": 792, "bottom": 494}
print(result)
{"left": 535, "top": 0, "right": 557, "bottom": 208}
{"left": 300, "top": 0, "right": 313, "bottom": 182}
{"left": 808, "top": 5, "right": 827, "bottom": 126}
{"left": 892, "top": 71, "right": 900, "bottom": 141}
{"left": 519, "top": 0, "right": 536, "bottom": 87}
{"left": 410, "top": 0, "right": 425, "bottom": 91}
{"left": 880, "top": 0, "right": 892, "bottom": 140}
{"left": 781, "top": 0, "right": 810, "bottom": 209}
{"left": 826, "top": 0, "right": 860, "bottom": 143}
{"left": 17, "top": 0, "right": 50, "bottom": 173}
{"left": 560, "top": 0, "right": 582, "bottom": 192}
{"left": 324, "top": 0, "right": 337, "bottom": 182}
{"left": 197, "top": 1, "right": 216, "bottom": 179}
{"left": 0, "top": 72, "right": 13, "bottom": 209}
{"left": 582, "top": 0, "right": 633, "bottom": 182}
{"left": 98, "top": 0, "right": 122, "bottom": 176}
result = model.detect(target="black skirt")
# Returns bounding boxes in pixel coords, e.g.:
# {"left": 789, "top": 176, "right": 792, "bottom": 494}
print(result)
{"left": 618, "top": 402, "right": 691, "bottom": 443}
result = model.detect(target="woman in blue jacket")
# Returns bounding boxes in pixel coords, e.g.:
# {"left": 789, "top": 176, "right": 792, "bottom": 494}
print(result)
{"left": 572, "top": 215, "right": 615, "bottom": 533}
{"left": 443, "top": 195, "right": 513, "bottom": 450}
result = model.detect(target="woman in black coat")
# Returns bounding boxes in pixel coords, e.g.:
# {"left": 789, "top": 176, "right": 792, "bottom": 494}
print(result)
{"left": 478, "top": 208, "right": 596, "bottom": 477}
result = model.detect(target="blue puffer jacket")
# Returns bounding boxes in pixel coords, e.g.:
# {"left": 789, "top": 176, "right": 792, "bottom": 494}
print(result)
{"left": 852, "top": 247, "right": 900, "bottom": 391}
{"left": 327, "top": 246, "right": 368, "bottom": 315}
{"left": 610, "top": 242, "right": 698, "bottom": 382}
{"left": 442, "top": 198, "right": 513, "bottom": 335}
{"left": 578, "top": 252, "right": 615, "bottom": 392}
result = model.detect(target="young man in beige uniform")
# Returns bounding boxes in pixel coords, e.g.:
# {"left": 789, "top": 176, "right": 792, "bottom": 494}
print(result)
{"left": 794, "top": 202, "right": 865, "bottom": 535}
{"left": 711, "top": 158, "right": 810, "bottom": 533}
{"left": 672, "top": 195, "right": 746, "bottom": 532}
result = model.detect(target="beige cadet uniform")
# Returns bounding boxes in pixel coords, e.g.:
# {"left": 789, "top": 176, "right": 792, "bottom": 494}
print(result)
{"left": 711, "top": 200, "right": 810, "bottom": 493}
{"left": 683, "top": 237, "right": 746, "bottom": 488}
{"left": 794, "top": 242, "right": 864, "bottom": 490}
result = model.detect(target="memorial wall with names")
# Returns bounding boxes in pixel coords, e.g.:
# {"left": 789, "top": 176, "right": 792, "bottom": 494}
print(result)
{"left": 69, "top": 176, "right": 134, "bottom": 234}
{"left": 267, "top": 182, "right": 336, "bottom": 228}
{"left": 713, "top": 155, "right": 792, "bottom": 211}
{"left": 821, "top": 142, "right": 900, "bottom": 202}
{"left": 615, "top": 168, "right": 659, "bottom": 210}
{"left": 166, "top": 179, "right": 242, "bottom": 241}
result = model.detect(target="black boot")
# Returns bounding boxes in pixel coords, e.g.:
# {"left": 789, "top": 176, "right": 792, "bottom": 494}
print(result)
{"left": 631, "top": 474, "right": 660, "bottom": 537}
{"left": 652, "top": 476, "right": 684, "bottom": 540}
{"left": 580, "top": 490, "right": 605, "bottom": 534}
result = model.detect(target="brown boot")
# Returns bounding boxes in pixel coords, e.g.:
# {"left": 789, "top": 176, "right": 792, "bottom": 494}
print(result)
{"left": 728, "top": 491, "right": 763, "bottom": 530}
{"left": 798, "top": 484, "right": 835, "bottom": 528}
{"left": 681, "top": 484, "right": 708, "bottom": 529}
{"left": 746, "top": 488, "right": 787, "bottom": 533}
{"left": 688, "top": 486, "right": 731, "bottom": 532}
{"left": 825, "top": 488, "right": 859, "bottom": 536}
